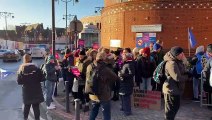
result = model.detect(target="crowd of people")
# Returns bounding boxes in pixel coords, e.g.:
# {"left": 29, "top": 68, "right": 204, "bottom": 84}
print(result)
{"left": 16, "top": 41, "right": 212, "bottom": 120}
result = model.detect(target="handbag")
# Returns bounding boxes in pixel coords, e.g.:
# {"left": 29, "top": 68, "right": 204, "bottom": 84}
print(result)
{"left": 72, "top": 78, "right": 79, "bottom": 92}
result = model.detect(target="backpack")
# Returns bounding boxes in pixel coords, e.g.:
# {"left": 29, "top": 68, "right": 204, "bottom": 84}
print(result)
{"left": 153, "top": 61, "right": 167, "bottom": 84}
{"left": 90, "top": 63, "right": 105, "bottom": 95}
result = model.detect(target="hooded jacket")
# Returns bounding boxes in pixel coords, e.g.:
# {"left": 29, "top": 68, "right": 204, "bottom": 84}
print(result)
{"left": 77, "top": 56, "right": 92, "bottom": 85}
{"left": 17, "top": 63, "right": 45, "bottom": 104}
{"left": 85, "top": 61, "right": 119, "bottom": 101}
{"left": 162, "top": 52, "right": 189, "bottom": 95}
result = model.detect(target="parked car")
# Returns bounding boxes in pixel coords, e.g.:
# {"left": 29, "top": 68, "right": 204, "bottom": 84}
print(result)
{"left": 30, "top": 47, "right": 46, "bottom": 58}
{"left": 0, "top": 49, "right": 9, "bottom": 58}
{"left": 2, "top": 49, "right": 21, "bottom": 62}
{"left": 23, "top": 48, "right": 31, "bottom": 55}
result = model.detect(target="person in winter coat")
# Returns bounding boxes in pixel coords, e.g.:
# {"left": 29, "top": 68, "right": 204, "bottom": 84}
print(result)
{"left": 118, "top": 53, "right": 135, "bottom": 116}
{"left": 85, "top": 51, "right": 119, "bottom": 120}
{"left": 17, "top": 54, "right": 45, "bottom": 120}
{"left": 151, "top": 43, "right": 162, "bottom": 65}
{"left": 163, "top": 46, "right": 192, "bottom": 120}
{"left": 190, "top": 46, "right": 205, "bottom": 101}
{"left": 202, "top": 44, "right": 212, "bottom": 108}
{"left": 85, "top": 49, "right": 98, "bottom": 94}
{"left": 151, "top": 43, "right": 162, "bottom": 90}
{"left": 156, "top": 40, "right": 165, "bottom": 64}
{"left": 80, "top": 49, "right": 98, "bottom": 112}
{"left": 61, "top": 48, "right": 75, "bottom": 93}
{"left": 137, "top": 47, "right": 156, "bottom": 90}
{"left": 43, "top": 55, "right": 59, "bottom": 109}
{"left": 76, "top": 50, "right": 92, "bottom": 109}
{"left": 111, "top": 50, "right": 121, "bottom": 101}
{"left": 132, "top": 47, "right": 139, "bottom": 87}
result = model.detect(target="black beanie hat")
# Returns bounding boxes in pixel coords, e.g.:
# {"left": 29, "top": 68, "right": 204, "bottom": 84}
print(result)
{"left": 206, "top": 44, "right": 212, "bottom": 53}
{"left": 170, "top": 46, "right": 184, "bottom": 57}
{"left": 79, "top": 50, "right": 86, "bottom": 55}
{"left": 65, "top": 48, "right": 70, "bottom": 54}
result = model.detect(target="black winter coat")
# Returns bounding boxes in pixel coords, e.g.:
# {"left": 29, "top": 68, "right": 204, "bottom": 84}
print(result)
{"left": 17, "top": 63, "right": 45, "bottom": 104}
{"left": 119, "top": 60, "right": 135, "bottom": 95}
{"left": 137, "top": 55, "right": 156, "bottom": 78}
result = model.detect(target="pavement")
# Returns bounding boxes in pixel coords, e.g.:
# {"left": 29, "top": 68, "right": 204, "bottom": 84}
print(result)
{"left": 41, "top": 80, "right": 212, "bottom": 120}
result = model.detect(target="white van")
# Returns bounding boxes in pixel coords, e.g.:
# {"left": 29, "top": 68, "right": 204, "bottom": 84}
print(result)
{"left": 30, "top": 47, "right": 46, "bottom": 58}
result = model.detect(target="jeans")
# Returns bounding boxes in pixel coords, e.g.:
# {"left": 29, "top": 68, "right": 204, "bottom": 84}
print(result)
{"left": 164, "top": 94, "right": 180, "bottom": 120}
{"left": 45, "top": 80, "right": 55, "bottom": 106}
{"left": 24, "top": 103, "right": 40, "bottom": 120}
{"left": 193, "top": 77, "right": 200, "bottom": 98}
{"left": 141, "top": 77, "right": 152, "bottom": 90}
{"left": 89, "top": 100, "right": 111, "bottom": 120}
{"left": 120, "top": 94, "right": 132, "bottom": 115}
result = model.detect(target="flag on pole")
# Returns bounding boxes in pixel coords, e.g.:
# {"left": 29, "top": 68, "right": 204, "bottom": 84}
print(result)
{"left": 188, "top": 28, "right": 197, "bottom": 48}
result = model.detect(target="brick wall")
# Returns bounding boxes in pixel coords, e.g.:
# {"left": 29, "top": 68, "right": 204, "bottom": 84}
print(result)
{"left": 102, "top": 0, "right": 212, "bottom": 49}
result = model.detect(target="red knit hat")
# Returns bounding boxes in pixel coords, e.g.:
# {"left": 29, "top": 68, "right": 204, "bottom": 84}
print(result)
{"left": 142, "top": 47, "right": 150, "bottom": 57}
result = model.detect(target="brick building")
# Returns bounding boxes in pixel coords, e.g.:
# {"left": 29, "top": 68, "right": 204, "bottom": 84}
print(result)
{"left": 101, "top": 0, "right": 212, "bottom": 49}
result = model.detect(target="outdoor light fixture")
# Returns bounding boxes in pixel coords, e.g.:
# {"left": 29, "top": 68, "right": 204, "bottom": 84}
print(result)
{"left": 94, "top": 7, "right": 104, "bottom": 14}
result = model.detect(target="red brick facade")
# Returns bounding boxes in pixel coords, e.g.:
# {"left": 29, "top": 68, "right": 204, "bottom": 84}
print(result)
{"left": 101, "top": 0, "right": 212, "bottom": 49}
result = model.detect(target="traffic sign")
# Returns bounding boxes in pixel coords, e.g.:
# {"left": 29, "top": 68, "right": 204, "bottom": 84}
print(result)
{"left": 69, "top": 16, "right": 83, "bottom": 33}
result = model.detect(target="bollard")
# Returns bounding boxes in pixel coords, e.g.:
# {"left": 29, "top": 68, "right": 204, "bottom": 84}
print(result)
{"left": 65, "top": 81, "right": 70, "bottom": 113}
{"left": 74, "top": 99, "right": 80, "bottom": 120}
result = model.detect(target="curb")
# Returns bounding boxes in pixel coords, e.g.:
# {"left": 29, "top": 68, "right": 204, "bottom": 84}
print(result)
{"left": 40, "top": 96, "right": 90, "bottom": 120}
{"left": 40, "top": 102, "right": 75, "bottom": 120}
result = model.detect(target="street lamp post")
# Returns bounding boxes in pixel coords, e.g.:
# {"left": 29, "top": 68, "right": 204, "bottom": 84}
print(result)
{"left": 52, "top": 0, "right": 56, "bottom": 57}
{"left": 61, "top": 0, "right": 71, "bottom": 47}
{"left": 0, "top": 12, "right": 14, "bottom": 49}
{"left": 52, "top": 0, "right": 79, "bottom": 57}
{"left": 60, "top": 0, "right": 79, "bottom": 47}
{"left": 63, "top": 14, "right": 75, "bottom": 46}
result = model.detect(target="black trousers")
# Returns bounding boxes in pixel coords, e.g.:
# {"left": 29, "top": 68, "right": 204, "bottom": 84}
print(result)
{"left": 207, "top": 92, "right": 212, "bottom": 105}
{"left": 164, "top": 94, "right": 180, "bottom": 120}
{"left": 24, "top": 103, "right": 40, "bottom": 120}
{"left": 112, "top": 81, "right": 120, "bottom": 97}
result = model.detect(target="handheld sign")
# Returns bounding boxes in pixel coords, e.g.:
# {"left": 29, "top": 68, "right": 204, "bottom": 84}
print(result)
{"left": 70, "top": 66, "right": 80, "bottom": 77}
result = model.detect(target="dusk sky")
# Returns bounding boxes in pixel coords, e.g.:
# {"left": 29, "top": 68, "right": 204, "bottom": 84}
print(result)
{"left": 0, "top": 0, "right": 104, "bottom": 30}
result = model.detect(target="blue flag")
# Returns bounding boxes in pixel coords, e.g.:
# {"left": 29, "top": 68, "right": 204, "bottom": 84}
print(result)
{"left": 188, "top": 28, "right": 197, "bottom": 48}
